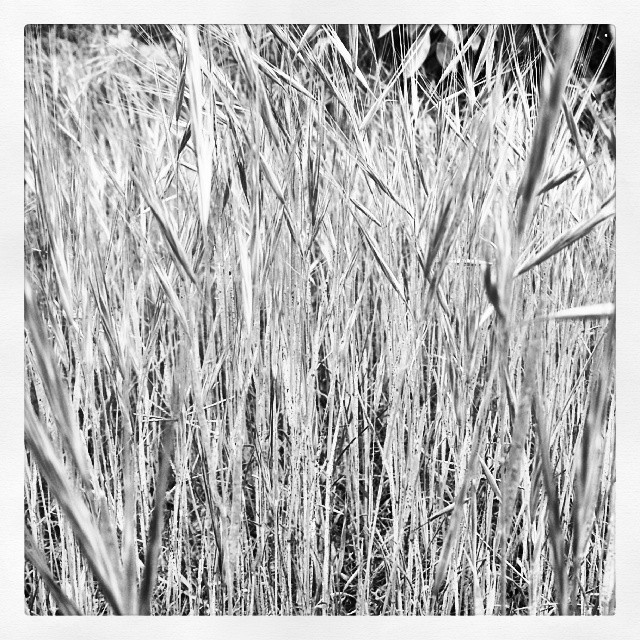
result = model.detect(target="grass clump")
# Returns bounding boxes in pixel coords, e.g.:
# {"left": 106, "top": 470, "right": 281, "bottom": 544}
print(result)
{"left": 24, "top": 24, "right": 615, "bottom": 615}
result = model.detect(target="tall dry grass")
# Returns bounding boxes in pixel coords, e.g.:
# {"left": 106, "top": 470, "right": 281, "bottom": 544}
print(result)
{"left": 24, "top": 24, "right": 615, "bottom": 615}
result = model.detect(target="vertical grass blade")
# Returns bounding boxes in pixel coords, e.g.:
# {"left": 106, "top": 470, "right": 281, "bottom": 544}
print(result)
{"left": 139, "top": 418, "right": 176, "bottom": 615}
{"left": 516, "top": 25, "right": 583, "bottom": 241}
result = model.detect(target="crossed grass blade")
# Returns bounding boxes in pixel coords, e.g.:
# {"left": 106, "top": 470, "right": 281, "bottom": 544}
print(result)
{"left": 515, "top": 192, "right": 615, "bottom": 277}
{"left": 349, "top": 205, "right": 407, "bottom": 306}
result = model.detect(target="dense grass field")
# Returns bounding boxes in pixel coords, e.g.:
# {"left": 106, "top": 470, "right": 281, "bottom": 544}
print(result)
{"left": 24, "top": 24, "right": 615, "bottom": 615}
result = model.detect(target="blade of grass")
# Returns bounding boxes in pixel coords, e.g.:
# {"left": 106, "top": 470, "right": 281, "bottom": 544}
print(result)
{"left": 515, "top": 195, "right": 615, "bottom": 276}
{"left": 532, "top": 393, "right": 568, "bottom": 615}
{"left": 138, "top": 418, "right": 177, "bottom": 614}
{"left": 25, "top": 399, "right": 125, "bottom": 614}
{"left": 516, "top": 26, "right": 583, "bottom": 241}
{"left": 25, "top": 528, "right": 82, "bottom": 615}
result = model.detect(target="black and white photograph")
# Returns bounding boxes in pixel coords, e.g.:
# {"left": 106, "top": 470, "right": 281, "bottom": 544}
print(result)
{"left": 22, "top": 22, "right": 617, "bottom": 617}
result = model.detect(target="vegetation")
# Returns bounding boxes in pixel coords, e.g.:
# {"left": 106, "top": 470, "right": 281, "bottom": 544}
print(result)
{"left": 24, "top": 24, "right": 615, "bottom": 615}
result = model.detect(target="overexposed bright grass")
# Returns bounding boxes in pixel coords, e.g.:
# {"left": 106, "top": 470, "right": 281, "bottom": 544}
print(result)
{"left": 24, "top": 24, "right": 615, "bottom": 615}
